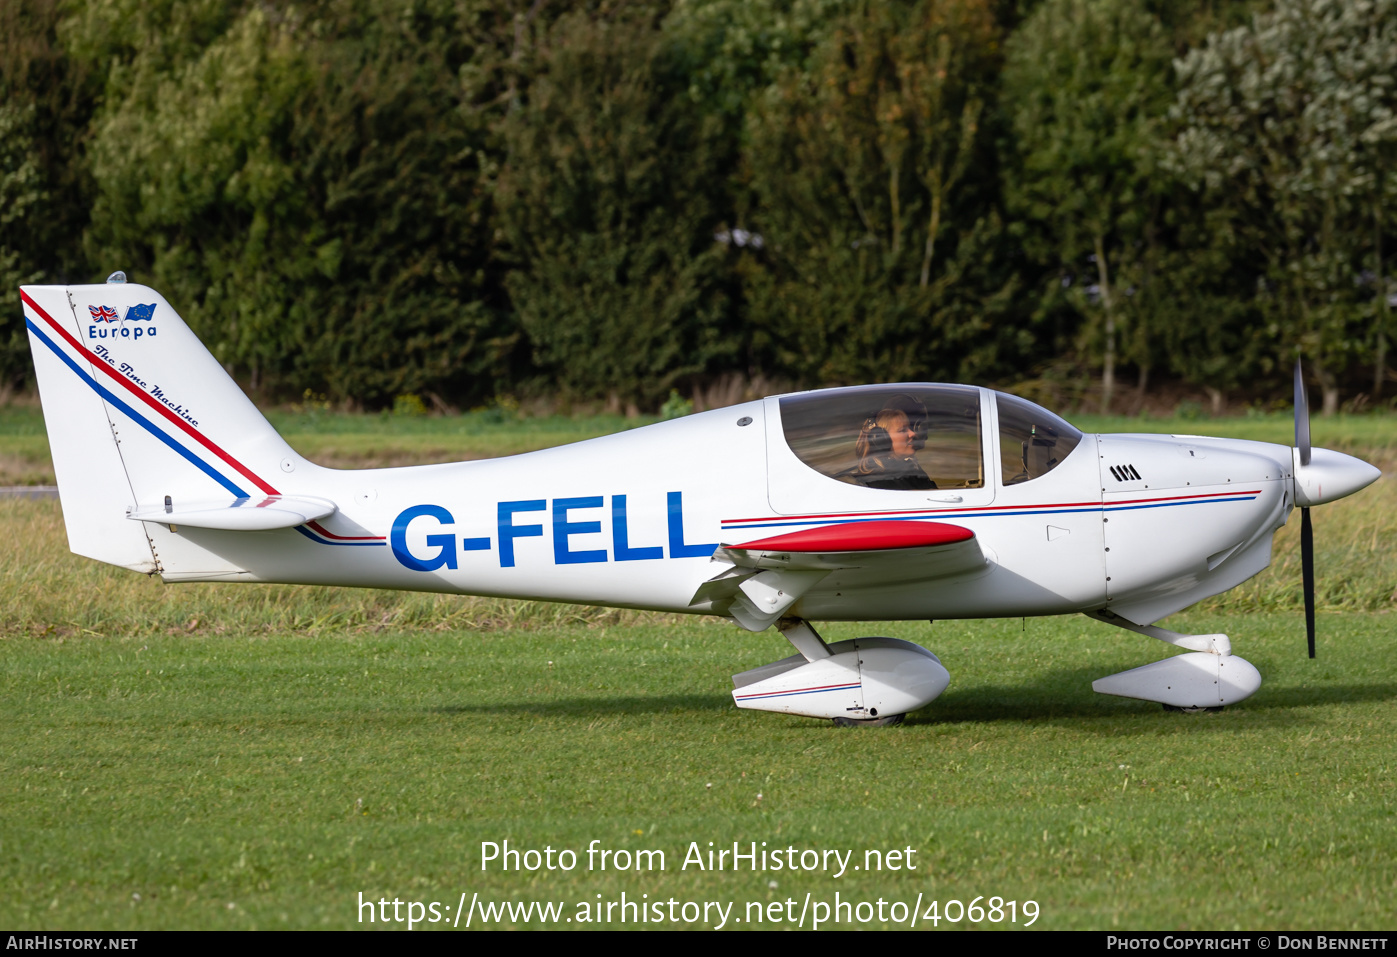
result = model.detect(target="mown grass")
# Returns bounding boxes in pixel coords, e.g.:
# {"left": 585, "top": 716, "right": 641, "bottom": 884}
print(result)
{"left": 1, "top": 607, "right": 1393, "bottom": 930}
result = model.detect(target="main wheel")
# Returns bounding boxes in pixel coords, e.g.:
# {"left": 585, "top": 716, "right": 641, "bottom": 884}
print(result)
{"left": 832, "top": 714, "right": 905, "bottom": 728}
{"left": 1162, "top": 704, "right": 1224, "bottom": 714}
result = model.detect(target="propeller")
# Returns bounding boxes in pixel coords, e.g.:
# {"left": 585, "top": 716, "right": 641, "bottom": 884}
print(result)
{"left": 1294, "top": 359, "right": 1315, "bottom": 659}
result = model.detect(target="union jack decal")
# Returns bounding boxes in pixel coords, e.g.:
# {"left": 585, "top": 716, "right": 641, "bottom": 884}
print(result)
{"left": 87, "top": 304, "right": 156, "bottom": 322}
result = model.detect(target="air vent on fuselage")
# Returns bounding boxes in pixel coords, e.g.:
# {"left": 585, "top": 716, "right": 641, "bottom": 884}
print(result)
{"left": 1109, "top": 464, "right": 1142, "bottom": 482}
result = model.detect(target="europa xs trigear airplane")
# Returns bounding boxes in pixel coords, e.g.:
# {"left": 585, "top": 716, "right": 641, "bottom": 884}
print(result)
{"left": 21, "top": 278, "right": 1381, "bottom": 725}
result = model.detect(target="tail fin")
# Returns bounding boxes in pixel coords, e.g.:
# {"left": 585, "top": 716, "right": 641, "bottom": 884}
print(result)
{"left": 21, "top": 282, "right": 306, "bottom": 572}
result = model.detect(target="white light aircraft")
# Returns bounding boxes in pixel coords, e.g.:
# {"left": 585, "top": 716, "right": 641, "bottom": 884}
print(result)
{"left": 21, "top": 278, "right": 1382, "bottom": 725}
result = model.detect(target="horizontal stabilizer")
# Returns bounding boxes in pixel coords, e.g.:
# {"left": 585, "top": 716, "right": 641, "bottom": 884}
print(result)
{"left": 127, "top": 495, "right": 337, "bottom": 531}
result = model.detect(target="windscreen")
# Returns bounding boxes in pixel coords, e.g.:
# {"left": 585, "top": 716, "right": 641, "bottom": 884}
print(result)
{"left": 996, "top": 392, "right": 1083, "bottom": 485}
{"left": 779, "top": 385, "right": 983, "bottom": 490}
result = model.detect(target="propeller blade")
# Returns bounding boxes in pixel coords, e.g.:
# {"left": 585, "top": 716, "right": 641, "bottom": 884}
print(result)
{"left": 1301, "top": 506, "right": 1316, "bottom": 658}
{"left": 1294, "top": 358, "right": 1311, "bottom": 467}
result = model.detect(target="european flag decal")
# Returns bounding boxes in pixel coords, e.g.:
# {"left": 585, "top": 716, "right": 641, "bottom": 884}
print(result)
{"left": 124, "top": 303, "right": 157, "bottom": 321}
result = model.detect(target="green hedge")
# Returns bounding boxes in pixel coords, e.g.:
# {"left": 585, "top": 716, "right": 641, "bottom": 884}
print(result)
{"left": 4, "top": 0, "right": 1394, "bottom": 412}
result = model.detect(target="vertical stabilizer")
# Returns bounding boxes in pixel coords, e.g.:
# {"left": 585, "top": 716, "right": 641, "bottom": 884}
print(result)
{"left": 21, "top": 282, "right": 307, "bottom": 573}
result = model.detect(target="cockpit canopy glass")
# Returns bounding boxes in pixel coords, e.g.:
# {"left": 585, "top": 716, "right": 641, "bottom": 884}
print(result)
{"left": 996, "top": 392, "right": 1082, "bottom": 485}
{"left": 779, "top": 385, "right": 983, "bottom": 490}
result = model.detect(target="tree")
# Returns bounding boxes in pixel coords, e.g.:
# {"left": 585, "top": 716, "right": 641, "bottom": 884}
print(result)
{"left": 1001, "top": 0, "right": 1174, "bottom": 412}
{"left": 742, "top": 0, "right": 1013, "bottom": 388}
{"left": 496, "top": 10, "right": 739, "bottom": 409}
{"left": 1172, "top": 0, "right": 1397, "bottom": 413}
{"left": 662, "top": 0, "right": 854, "bottom": 120}
{"left": 80, "top": 0, "right": 516, "bottom": 405}
{"left": 0, "top": 0, "right": 100, "bottom": 389}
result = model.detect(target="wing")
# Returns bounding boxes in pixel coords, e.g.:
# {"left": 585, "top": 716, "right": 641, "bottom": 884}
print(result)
{"left": 691, "top": 519, "right": 986, "bottom": 631}
{"left": 126, "top": 494, "right": 337, "bottom": 531}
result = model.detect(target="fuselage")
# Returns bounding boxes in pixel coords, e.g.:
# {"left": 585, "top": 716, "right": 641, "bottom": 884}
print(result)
{"left": 146, "top": 386, "right": 1302, "bottom": 629}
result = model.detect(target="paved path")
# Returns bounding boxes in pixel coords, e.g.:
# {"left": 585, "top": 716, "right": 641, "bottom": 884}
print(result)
{"left": 0, "top": 486, "right": 59, "bottom": 499}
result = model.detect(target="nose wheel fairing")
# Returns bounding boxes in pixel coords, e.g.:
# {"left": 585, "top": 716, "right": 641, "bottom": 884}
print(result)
{"left": 1086, "top": 611, "right": 1263, "bottom": 710}
{"left": 1092, "top": 651, "right": 1262, "bottom": 710}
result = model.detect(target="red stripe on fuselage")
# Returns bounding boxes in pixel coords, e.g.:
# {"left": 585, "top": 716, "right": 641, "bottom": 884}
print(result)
{"left": 722, "top": 489, "right": 1262, "bottom": 526}
{"left": 305, "top": 519, "right": 381, "bottom": 542}
{"left": 1105, "top": 489, "right": 1262, "bottom": 507}
{"left": 721, "top": 501, "right": 1099, "bottom": 525}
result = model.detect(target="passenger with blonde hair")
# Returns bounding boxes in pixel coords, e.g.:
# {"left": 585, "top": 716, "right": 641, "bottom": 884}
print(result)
{"left": 853, "top": 407, "right": 935, "bottom": 490}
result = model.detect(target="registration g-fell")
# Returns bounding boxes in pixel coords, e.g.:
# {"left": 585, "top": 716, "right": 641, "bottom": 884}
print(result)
{"left": 21, "top": 279, "right": 1381, "bottom": 725}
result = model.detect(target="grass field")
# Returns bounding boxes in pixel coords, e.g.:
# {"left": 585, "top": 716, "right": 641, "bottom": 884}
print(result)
{"left": 1, "top": 407, "right": 1393, "bottom": 930}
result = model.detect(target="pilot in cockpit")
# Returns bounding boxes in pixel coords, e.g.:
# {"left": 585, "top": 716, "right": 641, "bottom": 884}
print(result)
{"left": 850, "top": 399, "right": 937, "bottom": 490}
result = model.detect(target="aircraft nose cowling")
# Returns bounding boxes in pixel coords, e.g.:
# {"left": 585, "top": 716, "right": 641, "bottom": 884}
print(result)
{"left": 1293, "top": 447, "right": 1381, "bottom": 507}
